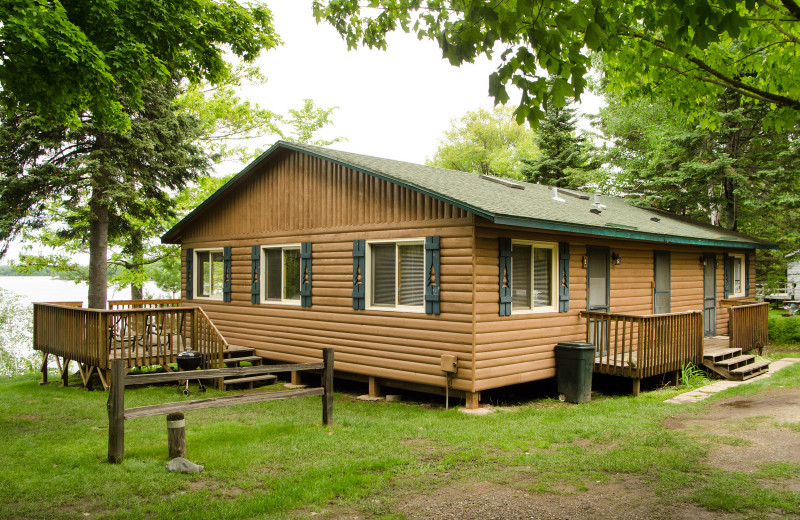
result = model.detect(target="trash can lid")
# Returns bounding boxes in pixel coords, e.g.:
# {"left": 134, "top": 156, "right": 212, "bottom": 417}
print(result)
{"left": 555, "top": 341, "right": 596, "bottom": 350}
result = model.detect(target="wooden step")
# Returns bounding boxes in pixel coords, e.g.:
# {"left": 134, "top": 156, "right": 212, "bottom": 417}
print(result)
{"left": 223, "top": 345, "right": 255, "bottom": 358}
{"left": 730, "top": 361, "right": 770, "bottom": 380}
{"left": 223, "top": 355, "right": 263, "bottom": 366}
{"left": 222, "top": 374, "right": 277, "bottom": 389}
{"left": 713, "top": 355, "right": 756, "bottom": 370}
{"left": 703, "top": 348, "right": 742, "bottom": 362}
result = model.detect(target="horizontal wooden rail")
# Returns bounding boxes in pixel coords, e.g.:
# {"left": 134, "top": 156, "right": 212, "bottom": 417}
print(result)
{"left": 107, "top": 348, "right": 335, "bottom": 463}
{"left": 580, "top": 310, "right": 703, "bottom": 381}
{"left": 125, "top": 388, "right": 324, "bottom": 419}
{"left": 125, "top": 363, "right": 323, "bottom": 386}
{"left": 728, "top": 302, "right": 769, "bottom": 353}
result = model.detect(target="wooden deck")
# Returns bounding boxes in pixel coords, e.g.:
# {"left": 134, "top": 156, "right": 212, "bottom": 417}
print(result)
{"left": 34, "top": 300, "right": 227, "bottom": 390}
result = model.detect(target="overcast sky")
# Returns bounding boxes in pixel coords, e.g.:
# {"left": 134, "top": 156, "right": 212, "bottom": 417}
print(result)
{"left": 237, "top": 1, "right": 602, "bottom": 169}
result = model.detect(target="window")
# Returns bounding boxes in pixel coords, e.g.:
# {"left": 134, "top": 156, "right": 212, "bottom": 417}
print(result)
{"left": 731, "top": 254, "right": 745, "bottom": 297}
{"left": 511, "top": 241, "right": 557, "bottom": 312}
{"left": 262, "top": 246, "right": 301, "bottom": 304}
{"left": 367, "top": 240, "right": 425, "bottom": 310}
{"left": 195, "top": 249, "right": 224, "bottom": 299}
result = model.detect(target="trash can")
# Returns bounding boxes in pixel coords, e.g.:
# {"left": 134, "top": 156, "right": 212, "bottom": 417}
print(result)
{"left": 554, "top": 342, "right": 596, "bottom": 403}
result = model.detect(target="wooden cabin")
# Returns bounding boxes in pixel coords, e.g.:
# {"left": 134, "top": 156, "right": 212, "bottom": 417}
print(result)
{"left": 160, "top": 141, "right": 772, "bottom": 407}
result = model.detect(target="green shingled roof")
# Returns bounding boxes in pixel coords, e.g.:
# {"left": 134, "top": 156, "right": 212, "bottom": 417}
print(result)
{"left": 163, "top": 140, "right": 773, "bottom": 249}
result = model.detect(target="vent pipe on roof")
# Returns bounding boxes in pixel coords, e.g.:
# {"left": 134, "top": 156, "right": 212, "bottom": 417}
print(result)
{"left": 593, "top": 192, "right": 607, "bottom": 211}
{"left": 552, "top": 187, "right": 565, "bottom": 203}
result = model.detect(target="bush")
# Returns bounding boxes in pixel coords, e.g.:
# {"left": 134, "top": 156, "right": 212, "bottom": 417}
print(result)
{"left": 768, "top": 315, "right": 800, "bottom": 344}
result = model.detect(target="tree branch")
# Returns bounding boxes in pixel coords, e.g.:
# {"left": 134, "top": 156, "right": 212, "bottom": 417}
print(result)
{"left": 629, "top": 31, "right": 800, "bottom": 109}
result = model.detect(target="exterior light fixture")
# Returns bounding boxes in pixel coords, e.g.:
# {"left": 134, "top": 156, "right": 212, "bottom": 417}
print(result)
{"left": 611, "top": 252, "right": 621, "bottom": 265}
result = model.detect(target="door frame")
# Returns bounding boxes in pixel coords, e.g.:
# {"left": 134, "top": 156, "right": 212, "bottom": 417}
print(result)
{"left": 586, "top": 246, "right": 611, "bottom": 313}
{"left": 586, "top": 246, "right": 611, "bottom": 356}
{"left": 653, "top": 250, "right": 671, "bottom": 314}
{"left": 703, "top": 253, "right": 717, "bottom": 336}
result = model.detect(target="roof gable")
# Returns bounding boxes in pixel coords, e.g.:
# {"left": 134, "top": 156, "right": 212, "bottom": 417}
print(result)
{"left": 163, "top": 141, "right": 773, "bottom": 249}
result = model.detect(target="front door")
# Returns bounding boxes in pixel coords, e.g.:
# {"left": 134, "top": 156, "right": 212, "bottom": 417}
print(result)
{"left": 587, "top": 247, "right": 610, "bottom": 354}
{"left": 703, "top": 253, "right": 716, "bottom": 336}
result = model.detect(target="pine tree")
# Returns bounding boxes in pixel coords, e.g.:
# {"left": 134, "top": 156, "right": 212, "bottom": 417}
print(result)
{"left": 519, "top": 99, "right": 597, "bottom": 189}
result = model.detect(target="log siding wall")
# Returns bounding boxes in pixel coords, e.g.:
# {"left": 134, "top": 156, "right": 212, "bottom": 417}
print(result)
{"left": 472, "top": 222, "right": 755, "bottom": 392}
{"left": 177, "top": 149, "right": 757, "bottom": 395}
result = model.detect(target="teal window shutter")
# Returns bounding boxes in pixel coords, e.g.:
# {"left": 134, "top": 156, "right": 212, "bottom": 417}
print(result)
{"left": 558, "top": 242, "right": 570, "bottom": 312}
{"left": 186, "top": 248, "right": 193, "bottom": 300}
{"left": 745, "top": 253, "right": 750, "bottom": 297}
{"left": 723, "top": 252, "right": 730, "bottom": 299}
{"left": 425, "top": 236, "right": 441, "bottom": 315}
{"left": 251, "top": 245, "right": 260, "bottom": 304}
{"left": 498, "top": 237, "right": 512, "bottom": 316}
{"left": 352, "top": 240, "right": 365, "bottom": 310}
{"left": 301, "top": 242, "right": 312, "bottom": 307}
{"left": 223, "top": 246, "right": 232, "bottom": 302}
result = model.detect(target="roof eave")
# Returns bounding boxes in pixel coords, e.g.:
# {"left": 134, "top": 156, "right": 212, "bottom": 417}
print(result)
{"left": 492, "top": 215, "right": 776, "bottom": 249}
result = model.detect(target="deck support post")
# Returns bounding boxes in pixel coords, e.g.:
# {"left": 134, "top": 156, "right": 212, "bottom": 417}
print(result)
{"left": 290, "top": 371, "right": 303, "bottom": 386}
{"left": 671, "top": 370, "right": 680, "bottom": 387}
{"left": 465, "top": 391, "right": 480, "bottom": 410}
{"left": 322, "top": 348, "right": 334, "bottom": 426}
{"left": 368, "top": 376, "right": 381, "bottom": 398}
{"left": 61, "top": 358, "right": 71, "bottom": 387}
{"left": 39, "top": 354, "right": 48, "bottom": 385}
{"left": 107, "top": 359, "right": 126, "bottom": 464}
{"left": 632, "top": 378, "right": 641, "bottom": 397}
{"left": 167, "top": 412, "right": 186, "bottom": 459}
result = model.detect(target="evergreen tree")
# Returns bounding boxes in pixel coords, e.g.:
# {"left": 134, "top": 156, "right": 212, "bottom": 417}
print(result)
{"left": 519, "top": 99, "right": 597, "bottom": 188}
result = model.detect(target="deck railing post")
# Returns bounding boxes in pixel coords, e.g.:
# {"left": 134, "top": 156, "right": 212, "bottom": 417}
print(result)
{"left": 107, "top": 359, "right": 126, "bottom": 464}
{"left": 322, "top": 348, "right": 334, "bottom": 426}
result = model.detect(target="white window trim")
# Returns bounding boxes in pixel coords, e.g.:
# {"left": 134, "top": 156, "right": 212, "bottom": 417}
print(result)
{"left": 511, "top": 240, "right": 559, "bottom": 314}
{"left": 730, "top": 253, "right": 746, "bottom": 297}
{"left": 261, "top": 243, "right": 302, "bottom": 306}
{"left": 194, "top": 248, "right": 224, "bottom": 301}
{"left": 365, "top": 238, "right": 426, "bottom": 313}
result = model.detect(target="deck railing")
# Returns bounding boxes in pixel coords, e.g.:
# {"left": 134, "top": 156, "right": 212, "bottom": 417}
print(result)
{"left": 34, "top": 302, "right": 226, "bottom": 382}
{"left": 728, "top": 302, "right": 769, "bottom": 353}
{"left": 108, "top": 299, "right": 182, "bottom": 310}
{"left": 580, "top": 310, "right": 704, "bottom": 379}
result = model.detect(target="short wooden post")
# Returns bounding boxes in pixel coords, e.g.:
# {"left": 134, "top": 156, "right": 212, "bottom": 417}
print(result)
{"left": 671, "top": 370, "right": 680, "bottom": 387}
{"left": 465, "top": 391, "right": 480, "bottom": 410}
{"left": 290, "top": 371, "right": 303, "bottom": 386}
{"left": 167, "top": 412, "right": 186, "bottom": 459}
{"left": 322, "top": 348, "right": 334, "bottom": 426}
{"left": 107, "top": 359, "right": 126, "bottom": 464}
{"left": 368, "top": 376, "right": 382, "bottom": 398}
{"left": 632, "top": 378, "right": 641, "bottom": 397}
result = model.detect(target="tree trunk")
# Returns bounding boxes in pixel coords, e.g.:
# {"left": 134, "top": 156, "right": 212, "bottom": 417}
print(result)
{"left": 130, "top": 284, "right": 143, "bottom": 300}
{"left": 88, "top": 187, "right": 109, "bottom": 310}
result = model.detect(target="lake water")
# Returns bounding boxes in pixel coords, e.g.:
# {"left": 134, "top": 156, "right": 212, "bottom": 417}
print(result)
{"left": 0, "top": 277, "right": 173, "bottom": 375}
{"left": 0, "top": 276, "right": 172, "bottom": 305}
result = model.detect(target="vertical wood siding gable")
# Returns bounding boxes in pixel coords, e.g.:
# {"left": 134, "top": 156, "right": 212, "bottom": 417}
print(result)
{"left": 425, "top": 236, "right": 441, "bottom": 315}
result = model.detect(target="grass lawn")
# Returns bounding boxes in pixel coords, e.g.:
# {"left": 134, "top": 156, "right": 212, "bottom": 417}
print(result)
{"left": 1, "top": 357, "right": 799, "bottom": 520}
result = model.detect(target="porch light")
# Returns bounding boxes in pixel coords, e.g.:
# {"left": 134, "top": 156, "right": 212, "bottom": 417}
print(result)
{"left": 611, "top": 252, "right": 621, "bottom": 265}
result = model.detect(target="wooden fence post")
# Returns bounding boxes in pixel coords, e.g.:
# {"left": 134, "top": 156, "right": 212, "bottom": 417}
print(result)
{"left": 322, "top": 348, "right": 334, "bottom": 426}
{"left": 107, "top": 359, "right": 126, "bottom": 464}
{"left": 167, "top": 412, "right": 186, "bottom": 459}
